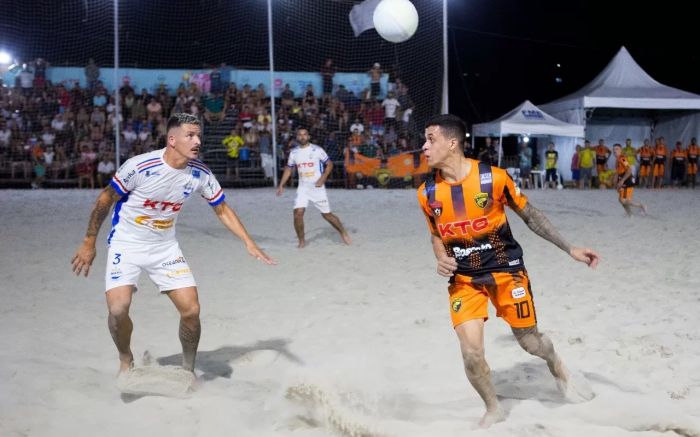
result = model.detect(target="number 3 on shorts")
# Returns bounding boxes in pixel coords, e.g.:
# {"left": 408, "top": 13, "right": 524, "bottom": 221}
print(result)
{"left": 112, "top": 253, "right": 122, "bottom": 265}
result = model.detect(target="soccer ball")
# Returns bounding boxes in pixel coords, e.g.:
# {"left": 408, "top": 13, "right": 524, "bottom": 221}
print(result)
{"left": 373, "top": 0, "right": 419, "bottom": 43}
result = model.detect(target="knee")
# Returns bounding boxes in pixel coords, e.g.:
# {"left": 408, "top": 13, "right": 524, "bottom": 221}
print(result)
{"left": 180, "top": 303, "right": 200, "bottom": 321}
{"left": 108, "top": 302, "right": 130, "bottom": 319}
{"left": 293, "top": 209, "right": 305, "bottom": 219}
{"left": 512, "top": 326, "right": 552, "bottom": 357}
{"left": 461, "top": 345, "right": 487, "bottom": 375}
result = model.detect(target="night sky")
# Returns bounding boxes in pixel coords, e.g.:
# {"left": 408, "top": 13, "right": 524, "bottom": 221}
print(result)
{"left": 1, "top": 0, "right": 696, "bottom": 127}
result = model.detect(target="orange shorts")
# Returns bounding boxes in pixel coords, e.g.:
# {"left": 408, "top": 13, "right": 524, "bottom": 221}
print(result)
{"left": 639, "top": 164, "right": 651, "bottom": 177}
{"left": 653, "top": 163, "right": 665, "bottom": 177}
{"left": 448, "top": 270, "right": 537, "bottom": 329}
{"left": 618, "top": 186, "right": 634, "bottom": 201}
{"left": 689, "top": 163, "right": 697, "bottom": 175}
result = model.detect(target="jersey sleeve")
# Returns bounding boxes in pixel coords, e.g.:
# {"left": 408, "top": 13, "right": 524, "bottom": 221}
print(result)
{"left": 498, "top": 169, "right": 528, "bottom": 211}
{"left": 110, "top": 157, "right": 139, "bottom": 196}
{"left": 318, "top": 147, "right": 330, "bottom": 164}
{"left": 416, "top": 184, "right": 439, "bottom": 236}
{"left": 198, "top": 171, "right": 226, "bottom": 206}
{"left": 286, "top": 150, "right": 296, "bottom": 168}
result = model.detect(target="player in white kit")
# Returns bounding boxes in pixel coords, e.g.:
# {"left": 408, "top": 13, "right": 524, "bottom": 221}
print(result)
{"left": 71, "top": 113, "right": 274, "bottom": 376}
{"left": 276, "top": 128, "right": 351, "bottom": 248}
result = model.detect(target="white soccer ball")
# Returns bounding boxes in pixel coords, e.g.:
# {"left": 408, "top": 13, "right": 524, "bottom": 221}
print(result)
{"left": 373, "top": 0, "right": 419, "bottom": 43}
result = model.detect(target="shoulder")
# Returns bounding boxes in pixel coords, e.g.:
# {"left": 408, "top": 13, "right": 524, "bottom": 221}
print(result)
{"left": 187, "top": 158, "right": 212, "bottom": 176}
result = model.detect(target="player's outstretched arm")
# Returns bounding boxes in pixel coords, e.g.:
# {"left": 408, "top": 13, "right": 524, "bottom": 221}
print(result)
{"left": 276, "top": 167, "right": 293, "bottom": 196}
{"left": 212, "top": 201, "right": 276, "bottom": 265}
{"left": 512, "top": 202, "right": 600, "bottom": 269}
{"left": 71, "top": 185, "right": 122, "bottom": 277}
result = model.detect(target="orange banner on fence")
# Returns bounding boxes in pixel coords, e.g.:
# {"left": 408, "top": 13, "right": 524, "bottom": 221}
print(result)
{"left": 345, "top": 151, "right": 429, "bottom": 178}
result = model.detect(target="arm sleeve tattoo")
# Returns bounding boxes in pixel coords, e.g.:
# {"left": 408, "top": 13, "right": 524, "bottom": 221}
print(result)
{"left": 86, "top": 186, "right": 121, "bottom": 237}
{"left": 512, "top": 202, "right": 572, "bottom": 254}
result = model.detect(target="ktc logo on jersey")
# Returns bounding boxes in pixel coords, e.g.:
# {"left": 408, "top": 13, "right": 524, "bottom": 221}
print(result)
{"left": 438, "top": 217, "right": 489, "bottom": 237}
{"left": 135, "top": 215, "right": 174, "bottom": 230}
{"left": 297, "top": 162, "right": 315, "bottom": 168}
{"left": 143, "top": 199, "right": 183, "bottom": 211}
{"left": 429, "top": 200, "right": 443, "bottom": 217}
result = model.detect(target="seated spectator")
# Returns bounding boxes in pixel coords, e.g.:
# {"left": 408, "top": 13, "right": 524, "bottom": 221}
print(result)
{"left": 203, "top": 92, "right": 225, "bottom": 124}
{"left": 146, "top": 97, "right": 163, "bottom": 122}
{"left": 96, "top": 153, "right": 116, "bottom": 188}
{"left": 76, "top": 143, "right": 97, "bottom": 189}
{"left": 280, "top": 84, "right": 294, "bottom": 108}
{"left": 350, "top": 118, "right": 365, "bottom": 135}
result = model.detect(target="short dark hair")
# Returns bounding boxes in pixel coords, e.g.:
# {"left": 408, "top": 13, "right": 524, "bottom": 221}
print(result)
{"left": 425, "top": 114, "right": 466, "bottom": 149}
{"left": 167, "top": 113, "right": 200, "bottom": 132}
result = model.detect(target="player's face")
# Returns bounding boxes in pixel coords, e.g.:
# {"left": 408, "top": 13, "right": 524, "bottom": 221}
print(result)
{"left": 422, "top": 125, "right": 454, "bottom": 167}
{"left": 169, "top": 123, "right": 201, "bottom": 160}
{"left": 296, "top": 129, "right": 310, "bottom": 145}
{"left": 613, "top": 146, "right": 622, "bottom": 157}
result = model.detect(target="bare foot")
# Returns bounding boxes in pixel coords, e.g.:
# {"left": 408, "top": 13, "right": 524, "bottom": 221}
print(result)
{"left": 297, "top": 240, "right": 305, "bottom": 248}
{"left": 477, "top": 406, "right": 506, "bottom": 428}
{"left": 341, "top": 233, "right": 352, "bottom": 245}
{"left": 118, "top": 353, "right": 134, "bottom": 376}
{"left": 555, "top": 370, "right": 595, "bottom": 403}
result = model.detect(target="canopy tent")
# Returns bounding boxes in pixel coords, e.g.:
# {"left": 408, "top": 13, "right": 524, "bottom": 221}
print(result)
{"left": 541, "top": 46, "right": 700, "bottom": 180}
{"left": 472, "top": 100, "right": 585, "bottom": 166}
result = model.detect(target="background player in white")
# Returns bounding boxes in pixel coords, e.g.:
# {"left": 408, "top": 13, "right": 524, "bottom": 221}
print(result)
{"left": 71, "top": 113, "right": 274, "bottom": 377}
{"left": 276, "top": 128, "right": 351, "bottom": 248}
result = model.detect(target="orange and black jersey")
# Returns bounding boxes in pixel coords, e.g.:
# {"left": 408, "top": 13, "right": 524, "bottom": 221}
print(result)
{"left": 655, "top": 144, "right": 668, "bottom": 163}
{"left": 639, "top": 146, "right": 653, "bottom": 165}
{"left": 418, "top": 160, "right": 528, "bottom": 276}
{"left": 688, "top": 144, "right": 699, "bottom": 164}
{"left": 616, "top": 155, "right": 635, "bottom": 188}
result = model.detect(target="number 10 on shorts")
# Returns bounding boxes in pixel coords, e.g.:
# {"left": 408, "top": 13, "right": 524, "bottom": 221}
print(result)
{"left": 514, "top": 301, "right": 530, "bottom": 319}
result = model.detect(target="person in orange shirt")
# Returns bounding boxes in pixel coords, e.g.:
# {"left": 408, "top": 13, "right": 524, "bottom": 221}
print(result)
{"left": 637, "top": 139, "right": 654, "bottom": 188}
{"left": 595, "top": 139, "right": 611, "bottom": 175}
{"left": 613, "top": 144, "right": 646, "bottom": 217}
{"left": 417, "top": 114, "right": 599, "bottom": 428}
{"left": 687, "top": 137, "right": 699, "bottom": 188}
{"left": 670, "top": 141, "right": 687, "bottom": 188}
{"left": 651, "top": 137, "right": 668, "bottom": 189}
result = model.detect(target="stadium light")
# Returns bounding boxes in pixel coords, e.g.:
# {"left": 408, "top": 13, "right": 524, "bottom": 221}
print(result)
{"left": 523, "top": 135, "right": 530, "bottom": 143}
{"left": 0, "top": 51, "right": 12, "bottom": 65}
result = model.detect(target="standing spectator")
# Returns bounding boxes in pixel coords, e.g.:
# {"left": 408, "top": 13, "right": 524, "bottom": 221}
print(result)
{"left": 19, "top": 65, "right": 34, "bottom": 96}
{"left": 519, "top": 142, "right": 532, "bottom": 189}
{"left": 670, "top": 141, "right": 687, "bottom": 188}
{"left": 652, "top": 137, "right": 668, "bottom": 189}
{"left": 210, "top": 68, "right": 223, "bottom": 94}
{"left": 280, "top": 84, "right": 295, "bottom": 109}
{"left": 623, "top": 138, "right": 638, "bottom": 176}
{"left": 381, "top": 91, "right": 400, "bottom": 133}
{"left": 85, "top": 58, "right": 100, "bottom": 90}
{"left": 578, "top": 141, "right": 595, "bottom": 189}
{"left": 595, "top": 139, "right": 611, "bottom": 175}
{"left": 323, "top": 132, "right": 342, "bottom": 162}
{"left": 544, "top": 142, "right": 559, "bottom": 189}
{"left": 570, "top": 144, "right": 581, "bottom": 188}
{"left": 369, "top": 62, "right": 382, "bottom": 98}
{"left": 320, "top": 58, "right": 336, "bottom": 97}
{"left": 687, "top": 137, "right": 698, "bottom": 189}
{"left": 259, "top": 130, "right": 274, "bottom": 181}
{"left": 93, "top": 89, "right": 107, "bottom": 108}
{"left": 637, "top": 139, "right": 654, "bottom": 188}
{"left": 0, "top": 119, "right": 12, "bottom": 166}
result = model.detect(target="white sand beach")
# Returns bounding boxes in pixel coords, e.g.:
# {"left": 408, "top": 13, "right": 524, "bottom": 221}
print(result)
{"left": 1, "top": 187, "right": 699, "bottom": 437}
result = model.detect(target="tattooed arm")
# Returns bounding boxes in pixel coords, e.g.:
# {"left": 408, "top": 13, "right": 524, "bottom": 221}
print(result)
{"left": 71, "top": 186, "right": 122, "bottom": 277}
{"left": 511, "top": 201, "right": 600, "bottom": 268}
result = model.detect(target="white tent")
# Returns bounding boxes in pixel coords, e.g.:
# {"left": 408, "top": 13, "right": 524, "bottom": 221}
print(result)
{"left": 541, "top": 46, "right": 700, "bottom": 180}
{"left": 472, "top": 100, "right": 584, "bottom": 166}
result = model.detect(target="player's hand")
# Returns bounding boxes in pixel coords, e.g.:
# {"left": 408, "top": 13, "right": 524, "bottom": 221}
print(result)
{"left": 569, "top": 246, "right": 600, "bottom": 269}
{"left": 276, "top": 186, "right": 284, "bottom": 196}
{"left": 315, "top": 180, "right": 325, "bottom": 188}
{"left": 71, "top": 242, "right": 97, "bottom": 277}
{"left": 246, "top": 243, "right": 277, "bottom": 265}
{"left": 436, "top": 255, "right": 457, "bottom": 277}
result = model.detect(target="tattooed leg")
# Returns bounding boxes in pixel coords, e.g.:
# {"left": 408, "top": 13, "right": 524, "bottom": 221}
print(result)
{"left": 167, "top": 287, "right": 201, "bottom": 373}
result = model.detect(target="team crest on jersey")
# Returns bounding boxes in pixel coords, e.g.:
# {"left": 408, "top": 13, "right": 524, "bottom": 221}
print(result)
{"left": 429, "top": 200, "right": 443, "bottom": 217}
{"left": 451, "top": 298, "right": 462, "bottom": 313}
{"left": 474, "top": 192, "right": 489, "bottom": 208}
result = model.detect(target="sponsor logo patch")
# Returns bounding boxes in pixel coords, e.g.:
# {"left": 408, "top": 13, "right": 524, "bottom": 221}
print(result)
{"left": 508, "top": 259, "right": 521, "bottom": 266}
{"left": 451, "top": 298, "right": 462, "bottom": 313}
{"left": 480, "top": 172, "right": 492, "bottom": 184}
{"left": 511, "top": 287, "right": 526, "bottom": 299}
{"left": 429, "top": 200, "right": 443, "bottom": 217}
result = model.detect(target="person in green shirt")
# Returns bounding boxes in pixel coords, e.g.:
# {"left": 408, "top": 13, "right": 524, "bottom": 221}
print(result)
{"left": 578, "top": 140, "right": 595, "bottom": 189}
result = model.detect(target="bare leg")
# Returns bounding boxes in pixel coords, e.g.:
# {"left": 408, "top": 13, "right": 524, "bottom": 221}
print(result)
{"left": 619, "top": 199, "right": 633, "bottom": 217}
{"left": 106, "top": 286, "right": 135, "bottom": 374}
{"left": 293, "top": 208, "right": 306, "bottom": 248}
{"left": 512, "top": 326, "right": 593, "bottom": 402}
{"left": 455, "top": 319, "right": 505, "bottom": 428}
{"left": 167, "top": 287, "right": 201, "bottom": 372}
{"left": 321, "top": 212, "right": 351, "bottom": 245}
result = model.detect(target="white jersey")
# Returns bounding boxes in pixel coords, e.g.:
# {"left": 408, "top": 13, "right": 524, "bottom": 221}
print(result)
{"left": 108, "top": 148, "right": 224, "bottom": 245}
{"left": 286, "top": 144, "right": 330, "bottom": 187}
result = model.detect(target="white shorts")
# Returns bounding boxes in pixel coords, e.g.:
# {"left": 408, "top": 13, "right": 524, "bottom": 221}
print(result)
{"left": 105, "top": 240, "right": 197, "bottom": 293}
{"left": 294, "top": 186, "right": 331, "bottom": 213}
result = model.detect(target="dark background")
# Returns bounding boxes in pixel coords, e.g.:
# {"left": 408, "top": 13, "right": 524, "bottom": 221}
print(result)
{"left": 1, "top": 0, "right": 696, "bottom": 128}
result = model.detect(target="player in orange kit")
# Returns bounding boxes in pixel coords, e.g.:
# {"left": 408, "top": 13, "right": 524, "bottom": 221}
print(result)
{"left": 687, "top": 137, "right": 698, "bottom": 188}
{"left": 417, "top": 114, "right": 599, "bottom": 428}
{"left": 613, "top": 144, "right": 646, "bottom": 217}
